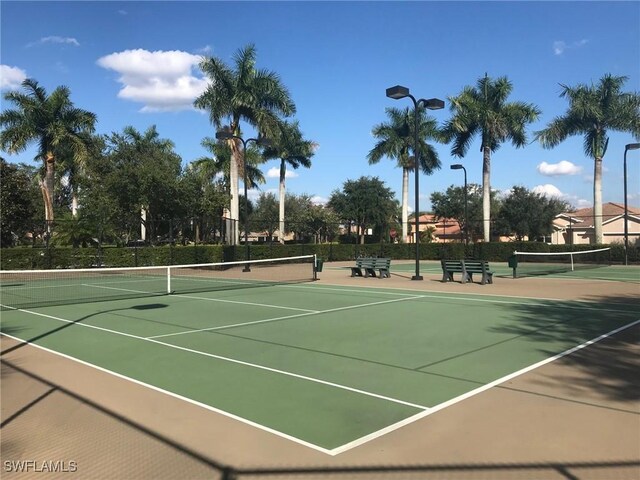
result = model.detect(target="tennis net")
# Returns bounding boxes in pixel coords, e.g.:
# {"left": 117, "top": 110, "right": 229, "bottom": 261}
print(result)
{"left": 512, "top": 247, "right": 611, "bottom": 278}
{"left": 0, "top": 255, "right": 317, "bottom": 310}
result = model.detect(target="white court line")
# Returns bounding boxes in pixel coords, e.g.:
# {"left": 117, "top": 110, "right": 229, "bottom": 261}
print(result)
{"left": 0, "top": 304, "right": 429, "bottom": 413}
{"left": 147, "top": 294, "right": 425, "bottom": 340}
{"left": 290, "top": 283, "right": 640, "bottom": 311}
{"left": 83, "top": 284, "right": 318, "bottom": 313}
{"left": 81, "top": 283, "right": 166, "bottom": 296}
{"left": 173, "top": 294, "right": 319, "bottom": 313}
{"left": 0, "top": 331, "right": 333, "bottom": 455}
{"left": 331, "top": 317, "right": 640, "bottom": 455}
{"left": 3, "top": 303, "right": 638, "bottom": 456}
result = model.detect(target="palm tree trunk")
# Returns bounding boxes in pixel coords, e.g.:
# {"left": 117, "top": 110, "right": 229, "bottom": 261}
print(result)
{"left": 482, "top": 146, "right": 491, "bottom": 242}
{"left": 39, "top": 179, "right": 53, "bottom": 228}
{"left": 279, "top": 160, "right": 286, "bottom": 244}
{"left": 71, "top": 189, "right": 79, "bottom": 217}
{"left": 229, "top": 140, "right": 240, "bottom": 245}
{"left": 42, "top": 152, "right": 55, "bottom": 234}
{"left": 402, "top": 167, "right": 409, "bottom": 243}
{"left": 593, "top": 156, "right": 603, "bottom": 244}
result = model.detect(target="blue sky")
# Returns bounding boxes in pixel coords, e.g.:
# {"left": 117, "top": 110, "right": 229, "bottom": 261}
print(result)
{"left": 1, "top": 1, "right": 639, "bottom": 212}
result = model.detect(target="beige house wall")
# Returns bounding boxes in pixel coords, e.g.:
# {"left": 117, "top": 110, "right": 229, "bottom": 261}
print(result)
{"left": 551, "top": 214, "right": 640, "bottom": 246}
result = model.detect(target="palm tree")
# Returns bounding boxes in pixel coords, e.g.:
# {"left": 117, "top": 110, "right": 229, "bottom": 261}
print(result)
{"left": 194, "top": 44, "right": 295, "bottom": 244}
{"left": 536, "top": 74, "right": 640, "bottom": 244}
{"left": 55, "top": 132, "right": 99, "bottom": 217}
{"left": 0, "top": 79, "right": 96, "bottom": 230}
{"left": 442, "top": 74, "right": 540, "bottom": 242}
{"left": 368, "top": 107, "right": 441, "bottom": 243}
{"left": 263, "top": 120, "right": 316, "bottom": 243}
{"left": 195, "top": 136, "right": 266, "bottom": 191}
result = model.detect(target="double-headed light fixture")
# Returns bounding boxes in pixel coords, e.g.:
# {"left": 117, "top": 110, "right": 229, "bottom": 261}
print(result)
{"left": 216, "top": 130, "right": 271, "bottom": 272}
{"left": 386, "top": 85, "right": 444, "bottom": 280}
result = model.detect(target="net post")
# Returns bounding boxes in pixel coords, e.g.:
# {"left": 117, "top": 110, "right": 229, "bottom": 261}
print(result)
{"left": 167, "top": 266, "right": 172, "bottom": 294}
{"left": 313, "top": 254, "right": 318, "bottom": 281}
{"left": 570, "top": 252, "right": 574, "bottom": 271}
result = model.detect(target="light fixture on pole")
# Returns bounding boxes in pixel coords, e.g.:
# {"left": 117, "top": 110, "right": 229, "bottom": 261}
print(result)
{"left": 386, "top": 85, "right": 444, "bottom": 280}
{"left": 624, "top": 143, "right": 640, "bottom": 266}
{"left": 450, "top": 164, "right": 468, "bottom": 245}
{"left": 216, "top": 130, "right": 271, "bottom": 272}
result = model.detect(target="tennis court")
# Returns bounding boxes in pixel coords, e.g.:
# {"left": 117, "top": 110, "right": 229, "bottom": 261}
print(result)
{"left": 2, "top": 256, "right": 638, "bottom": 457}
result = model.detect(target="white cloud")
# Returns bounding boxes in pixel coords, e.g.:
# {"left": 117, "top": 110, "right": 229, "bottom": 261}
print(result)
{"left": 553, "top": 39, "right": 588, "bottom": 56}
{"left": 537, "top": 160, "right": 582, "bottom": 176}
{"left": 311, "top": 196, "right": 328, "bottom": 205}
{"left": 0, "top": 65, "right": 27, "bottom": 90}
{"left": 27, "top": 36, "right": 80, "bottom": 48}
{"left": 97, "top": 49, "right": 207, "bottom": 112}
{"left": 197, "top": 45, "right": 213, "bottom": 55}
{"left": 266, "top": 167, "right": 298, "bottom": 179}
{"left": 532, "top": 184, "right": 565, "bottom": 198}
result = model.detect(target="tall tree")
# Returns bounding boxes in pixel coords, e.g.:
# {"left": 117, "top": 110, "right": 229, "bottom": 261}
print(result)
{"left": 194, "top": 44, "right": 296, "bottom": 244}
{"left": 496, "top": 186, "right": 570, "bottom": 241}
{"left": 253, "top": 192, "right": 280, "bottom": 242}
{"left": 430, "top": 183, "right": 493, "bottom": 242}
{"left": 0, "top": 79, "right": 97, "bottom": 229}
{"left": 0, "top": 159, "right": 39, "bottom": 246}
{"left": 99, "top": 125, "right": 182, "bottom": 243}
{"left": 328, "top": 176, "right": 398, "bottom": 244}
{"left": 262, "top": 120, "right": 316, "bottom": 243}
{"left": 442, "top": 74, "right": 540, "bottom": 242}
{"left": 536, "top": 74, "right": 640, "bottom": 243}
{"left": 368, "top": 107, "right": 441, "bottom": 243}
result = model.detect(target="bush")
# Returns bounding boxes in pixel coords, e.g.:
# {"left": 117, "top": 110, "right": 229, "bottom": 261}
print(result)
{"left": 1, "top": 241, "right": 636, "bottom": 270}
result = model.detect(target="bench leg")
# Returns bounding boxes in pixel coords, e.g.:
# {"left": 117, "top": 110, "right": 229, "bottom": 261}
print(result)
{"left": 442, "top": 272, "right": 454, "bottom": 282}
{"left": 351, "top": 268, "right": 363, "bottom": 277}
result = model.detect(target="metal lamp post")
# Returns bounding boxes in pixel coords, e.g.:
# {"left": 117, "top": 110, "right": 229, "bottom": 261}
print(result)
{"left": 216, "top": 130, "right": 271, "bottom": 271}
{"left": 450, "top": 164, "right": 468, "bottom": 245}
{"left": 386, "top": 85, "right": 444, "bottom": 280}
{"left": 624, "top": 143, "right": 640, "bottom": 266}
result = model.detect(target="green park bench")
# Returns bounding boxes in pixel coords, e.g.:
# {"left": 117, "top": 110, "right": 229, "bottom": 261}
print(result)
{"left": 441, "top": 259, "right": 493, "bottom": 285}
{"left": 350, "top": 257, "right": 391, "bottom": 279}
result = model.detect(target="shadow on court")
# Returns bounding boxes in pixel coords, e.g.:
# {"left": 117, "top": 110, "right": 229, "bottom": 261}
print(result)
{"left": 1, "top": 357, "right": 638, "bottom": 480}
{"left": 490, "top": 293, "right": 640, "bottom": 404}
{"left": 0, "top": 303, "right": 169, "bottom": 357}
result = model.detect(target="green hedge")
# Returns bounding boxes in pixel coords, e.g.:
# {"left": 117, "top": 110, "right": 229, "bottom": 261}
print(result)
{"left": 1, "top": 242, "right": 636, "bottom": 270}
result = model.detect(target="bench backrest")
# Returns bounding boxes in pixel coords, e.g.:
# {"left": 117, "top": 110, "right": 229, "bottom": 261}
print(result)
{"left": 442, "top": 259, "right": 489, "bottom": 270}
{"left": 463, "top": 260, "right": 490, "bottom": 271}
{"left": 356, "top": 257, "right": 390, "bottom": 268}
{"left": 442, "top": 260, "right": 463, "bottom": 270}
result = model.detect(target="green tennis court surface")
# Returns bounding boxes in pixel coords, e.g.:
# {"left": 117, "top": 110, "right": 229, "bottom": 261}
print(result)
{"left": 1, "top": 278, "right": 638, "bottom": 454}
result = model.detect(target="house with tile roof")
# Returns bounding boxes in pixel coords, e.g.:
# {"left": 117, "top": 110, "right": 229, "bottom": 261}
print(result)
{"left": 550, "top": 202, "right": 640, "bottom": 245}
{"left": 405, "top": 214, "right": 463, "bottom": 243}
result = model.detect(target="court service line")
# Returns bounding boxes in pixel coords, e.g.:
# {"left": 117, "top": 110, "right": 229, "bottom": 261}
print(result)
{"left": 147, "top": 294, "right": 425, "bottom": 340}
{"left": 83, "top": 283, "right": 319, "bottom": 313}
{"left": 172, "top": 293, "right": 319, "bottom": 313}
{"left": 290, "top": 283, "right": 639, "bottom": 312}
{"left": 0, "top": 303, "right": 429, "bottom": 412}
